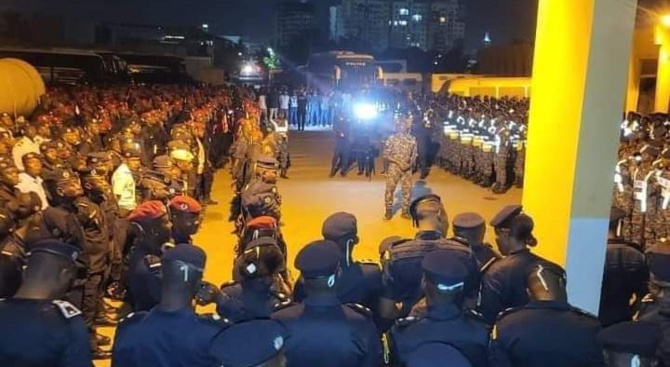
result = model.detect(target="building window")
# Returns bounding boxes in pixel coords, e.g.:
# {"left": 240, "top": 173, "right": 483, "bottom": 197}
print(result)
{"left": 399, "top": 20, "right": 407, "bottom": 26}
{"left": 439, "top": 16, "right": 447, "bottom": 23}
{"left": 412, "top": 14, "right": 422, "bottom": 22}
{"left": 399, "top": 8, "right": 409, "bottom": 15}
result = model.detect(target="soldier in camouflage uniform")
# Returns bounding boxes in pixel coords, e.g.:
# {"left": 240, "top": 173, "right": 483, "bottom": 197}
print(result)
{"left": 492, "top": 124, "right": 511, "bottom": 194}
{"left": 383, "top": 114, "right": 417, "bottom": 221}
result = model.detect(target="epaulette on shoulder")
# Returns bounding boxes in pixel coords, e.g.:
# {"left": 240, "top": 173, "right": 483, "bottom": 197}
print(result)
{"left": 52, "top": 300, "right": 82, "bottom": 319}
{"left": 570, "top": 306, "right": 598, "bottom": 320}
{"left": 394, "top": 315, "right": 421, "bottom": 329}
{"left": 118, "top": 311, "right": 148, "bottom": 325}
{"left": 273, "top": 299, "right": 293, "bottom": 310}
{"left": 480, "top": 257, "right": 498, "bottom": 273}
{"left": 496, "top": 307, "right": 522, "bottom": 322}
{"left": 220, "top": 280, "right": 238, "bottom": 289}
{"left": 144, "top": 254, "right": 162, "bottom": 270}
{"left": 198, "top": 313, "right": 230, "bottom": 327}
{"left": 345, "top": 303, "right": 373, "bottom": 318}
{"left": 641, "top": 294, "right": 655, "bottom": 304}
{"left": 465, "top": 308, "right": 486, "bottom": 322}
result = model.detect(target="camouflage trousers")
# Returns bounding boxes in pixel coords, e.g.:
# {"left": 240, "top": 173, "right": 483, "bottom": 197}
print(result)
{"left": 494, "top": 150, "right": 509, "bottom": 187}
{"left": 480, "top": 151, "right": 494, "bottom": 185}
{"left": 514, "top": 149, "right": 525, "bottom": 185}
{"left": 385, "top": 164, "right": 412, "bottom": 213}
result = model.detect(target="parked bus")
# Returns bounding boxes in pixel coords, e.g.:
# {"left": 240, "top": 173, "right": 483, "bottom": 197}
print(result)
{"left": 114, "top": 53, "right": 195, "bottom": 84}
{"left": 302, "top": 51, "right": 382, "bottom": 88}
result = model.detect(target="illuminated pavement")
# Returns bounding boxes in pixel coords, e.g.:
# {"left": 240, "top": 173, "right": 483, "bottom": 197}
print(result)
{"left": 96, "top": 130, "right": 521, "bottom": 365}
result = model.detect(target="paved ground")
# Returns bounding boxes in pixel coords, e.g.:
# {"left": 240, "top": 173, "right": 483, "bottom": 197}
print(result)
{"left": 96, "top": 130, "right": 521, "bottom": 365}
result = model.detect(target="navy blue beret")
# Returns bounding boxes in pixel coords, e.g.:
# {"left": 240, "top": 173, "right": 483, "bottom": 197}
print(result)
{"left": 453, "top": 212, "right": 485, "bottom": 230}
{"left": 28, "top": 239, "right": 81, "bottom": 264}
{"left": 162, "top": 243, "right": 207, "bottom": 271}
{"left": 647, "top": 242, "right": 670, "bottom": 282}
{"left": 407, "top": 342, "right": 472, "bottom": 367}
{"left": 210, "top": 319, "right": 286, "bottom": 367}
{"left": 599, "top": 321, "right": 661, "bottom": 357}
{"left": 422, "top": 249, "right": 470, "bottom": 291}
{"left": 322, "top": 212, "right": 357, "bottom": 240}
{"left": 489, "top": 205, "right": 523, "bottom": 228}
{"left": 295, "top": 240, "right": 341, "bottom": 278}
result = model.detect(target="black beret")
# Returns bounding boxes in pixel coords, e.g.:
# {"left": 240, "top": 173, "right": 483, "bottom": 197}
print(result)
{"left": 43, "top": 168, "right": 79, "bottom": 184}
{"left": 422, "top": 249, "right": 470, "bottom": 291}
{"left": 322, "top": 212, "right": 357, "bottom": 240}
{"left": 162, "top": 243, "right": 207, "bottom": 271}
{"left": 453, "top": 212, "right": 485, "bottom": 230}
{"left": 295, "top": 240, "right": 341, "bottom": 278}
{"left": 599, "top": 321, "right": 661, "bottom": 357}
{"left": 28, "top": 239, "right": 80, "bottom": 264}
{"left": 210, "top": 319, "right": 286, "bottom": 367}
{"left": 647, "top": 242, "right": 670, "bottom": 283}
{"left": 490, "top": 205, "right": 523, "bottom": 228}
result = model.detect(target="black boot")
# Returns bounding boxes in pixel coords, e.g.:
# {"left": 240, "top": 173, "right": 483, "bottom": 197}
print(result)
{"left": 384, "top": 209, "right": 393, "bottom": 221}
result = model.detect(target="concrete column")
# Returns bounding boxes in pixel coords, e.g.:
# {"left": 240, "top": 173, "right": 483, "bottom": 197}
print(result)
{"left": 655, "top": 26, "right": 670, "bottom": 113}
{"left": 523, "top": 0, "right": 637, "bottom": 314}
{"left": 626, "top": 53, "right": 640, "bottom": 113}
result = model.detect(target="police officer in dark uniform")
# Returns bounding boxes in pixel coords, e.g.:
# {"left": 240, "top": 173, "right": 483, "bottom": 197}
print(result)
{"left": 0, "top": 160, "right": 19, "bottom": 204}
{"left": 405, "top": 342, "right": 473, "bottom": 367}
{"left": 210, "top": 318, "right": 288, "bottom": 367}
{"left": 168, "top": 195, "right": 202, "bottom": 245}
{"left": 113, "top": 244, "right": 227, "bottom": 367}
{"left": 598, "top": 207, "right": 648, "bottom": 327}
{"left": 389, "top": 249, "right": 489, "bottom": 367}
{"left": 452, "top": 212, "right": 501, "bottom": 270}
{"left": 330, "top": 114, "right": 351, "bottom": 177}
{"left": 599, "top": 321, "right": 661, "bottom": 367}
{"left": 239, "top": 156, "right": 282, "bottom": 223}
{"left": 197, "top": 237, "right": 290, "bottom": 322}
{"left": 379, "top": 195, "right": 478, "bottom": 321}
{"left": 125, "top": 200, "right": 173, "bottom": 312}
{"left": 293, "top": 212, "right": 381, "bottom": 311}
{"left": 489, "top": 262, "right": 604, "bottom": 367}
{"left": 40, "top": 140, "right": 66, "bottom": 176}
{"left": 272, "top": 240, "right": 382, "bottom": 367}
{"left": 152, "top": 155, "right": 184, "bottom": 196}
{"left": 86, "top": 152, "right": 115, "bottom": 180}
{"left": 0, "top": 240, "right": 92, "bottom": 367}
{"left": 478, "top": 205, "right": 556, "bottom": 324}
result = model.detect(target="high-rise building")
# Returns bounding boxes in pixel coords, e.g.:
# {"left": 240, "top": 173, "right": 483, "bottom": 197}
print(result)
{"left": 274, "top": 1, "right": 315, "bottom": 49}
{"left": 330, "top": 0, "right": 466, "bottom": 53}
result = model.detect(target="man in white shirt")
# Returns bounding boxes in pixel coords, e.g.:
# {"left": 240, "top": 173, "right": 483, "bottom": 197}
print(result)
{"left": 112, "top": 148, "right": 141, "bottom": 215}
{"left": 15, "top": 152, "right": 48, "bottom": 210}
{"left": 279, "top": 91, "right": 290, "bottom": 120}
{"left": 12, "top": 124, "right": 41, "bottom": 171}
{"left": 258, "top": 91, "right": 268, "bottom": 124}
{"left": 289, "top": 92, "right": 299, "bottom": 126}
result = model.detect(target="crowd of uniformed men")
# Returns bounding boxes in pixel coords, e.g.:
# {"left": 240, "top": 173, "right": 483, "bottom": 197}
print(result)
{"left": 0, "top": 83, "right": 670, "bottom": 367}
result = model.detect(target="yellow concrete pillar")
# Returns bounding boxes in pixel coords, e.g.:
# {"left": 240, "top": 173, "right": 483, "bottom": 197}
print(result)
{"left": 655, "top": 25, "right": 670, "bottom": 113}
{"left": 626, "top": 53, "right": 640, "bottom": 112}
{"left": 522, "top": 0, "right": 637, "bottom": 313}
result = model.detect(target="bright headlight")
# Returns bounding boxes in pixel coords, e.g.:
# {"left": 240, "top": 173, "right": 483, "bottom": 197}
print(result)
{"left": 353, "top": 103, "right": 378, "bottom": 120}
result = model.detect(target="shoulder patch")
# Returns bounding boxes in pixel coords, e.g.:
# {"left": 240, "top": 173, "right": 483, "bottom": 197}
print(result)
{"left": 144, "top": 254, "right": 162, "bottom": 270}
{"left": 465, "top": 309, "right": 486, "bottom": 322}
{"left": 496, "top": 307, "right": 522, "bottom": 322}
{"left": 395, "top": 315, "right": 421, "bottom": 329}
{"left": 345, "top": 303, "right": 373, "bottom": 318}
{"left": 52, "top": 300, "right": 82, "bottom": 319}
{"left": 118, "top": 311, "right": 149, "bottom": 325}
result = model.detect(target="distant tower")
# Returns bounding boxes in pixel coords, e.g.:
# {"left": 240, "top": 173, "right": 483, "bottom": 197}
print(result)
{"left": 483, "top": 32, "right": 492, "bottom": 47}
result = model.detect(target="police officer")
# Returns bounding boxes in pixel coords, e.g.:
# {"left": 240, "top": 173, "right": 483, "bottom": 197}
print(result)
{"left": 272, "top": 240, "right": 382, "bottom": 367}
{"left": 636, "top": 242, "right": 670, "bottom": 365}
{"left": 478, "top": 205, "right": 556, "bottom": 324}
{"left": 412, "top": 109, "right": 433, "bottom": 179}
{"left": 152, "top": 155, "right": 184, "bottom": 196}
{"left": 489, "top": 262, "right": 603, "bottom": 367}
{"left": 405, "top": 342, "right": 473, "bottom": 367}
{"left": 87, "top": 152, "right": 114, "bottom": 180}
{"left": 16, "top": 152, "right": 48, "bottom": 210}
{"left": 197, "top": 237, "right": 290, "bottom": 322}
{"left": 125, "top": 200, "right": 173, "bottom": 312}
{"left": 599, "top": 321, "right": 661, "bottom": 367}
{"left": 380, "top": 195, "right": 478, "bottom": 321}
{"left": 169, "top": 195, "right": 202, "bottom": 244}
{"left": 452, "top": 212, "right": 501, "bottom": 270}
{"left": 383, "top": 113, "right": 417, "bottom": 220}
{"left": 40, "top": 140, "right": 65, "bottom": 176}
{"left": 330, "top": 114, "right": 351, "bottom": 178}
{"left": 239, "top": 156, "right": 282, "bottom": 224}
{"left": 292, "top": 212, "right": 381, "bottom": 311}
{"left": 0, "top": 160, "right": 19, "bottom": 204}
{"left": 209, "top": 318, "right": 287, "bottom": 367}
{"left": 113, "top": 244, "right": 227, "bottom": 367}
{"left": 0, "top": 240, "right": 92, "bottom": 366}
{"left": 599, "top": 207, "right": 648, "bottom": 327}
{"left": 389, "top": 250, "right": 489, "bottom": 367}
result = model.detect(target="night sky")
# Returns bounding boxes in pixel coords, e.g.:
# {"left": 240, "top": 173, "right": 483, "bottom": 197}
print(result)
{"left": 2, "top": 0, "right": 655, "bottom": 50}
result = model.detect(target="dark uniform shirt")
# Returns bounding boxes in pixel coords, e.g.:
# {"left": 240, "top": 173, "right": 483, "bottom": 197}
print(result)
{"left": 112, "top": 308, "right": 226, "bottom": 367}
{"left": 489, "top": 300, "right": 604, "bottom": 367}
{"left": 478, "top": 249, "right": 553, "bottom": 323}
{"left": 216, "top": 279, "right": 290, "bottom": 322}
{"left": 293, "top": 261, "right": 382, "bottom": 311}
{"left": 599, "top": 239, "right": 648, "bottom": 327}
{"left": 0, "top": 183, "right": 18, "bottom": 205}
{"left": 381, "top": 231, "right": 478, "bottom": 313}
{"left": 272, "top": 295, "right": 382, "bottom": 367}
{"left": 636, "top": 294, "right": 670, "bottom": 365}
{"left": 74, "top": 197, "right": 109, "bottom": 273}
{"left": 0, "top": 298, "right": 92, "bottom": 367}
{"left": 0, "top": 235, "right": 26, "bottom": 298}
{"left": 23, "top": 206, "right": 86, "bottom": 250}
{"left": 390, "top": 302, "right": 489, "bottom": 367}
{"left": 126, "top": 245, "right": 162, "bottom": 312}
